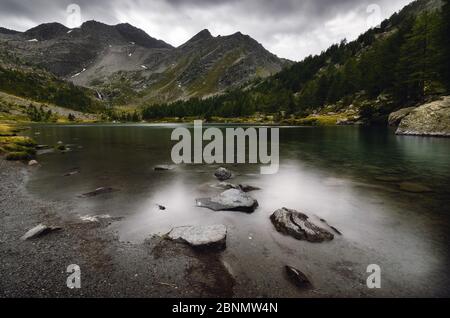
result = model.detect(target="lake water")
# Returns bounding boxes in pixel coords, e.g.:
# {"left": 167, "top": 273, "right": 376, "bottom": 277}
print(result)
{"left": 25, "top": 124, "right": 450, "bottom": 297}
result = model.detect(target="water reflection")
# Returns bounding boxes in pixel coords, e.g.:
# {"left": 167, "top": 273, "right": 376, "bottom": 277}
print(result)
{"left": 25, "top": 124, "right": 450, "bottom": 296}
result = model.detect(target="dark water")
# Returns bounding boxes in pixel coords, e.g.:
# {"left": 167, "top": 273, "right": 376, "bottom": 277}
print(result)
{"left": 25, "top": 124, "right": 450, "bottom": 297}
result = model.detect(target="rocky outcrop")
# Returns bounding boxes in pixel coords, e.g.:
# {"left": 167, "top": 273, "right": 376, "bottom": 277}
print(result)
{"left": 196, "top": 189, "right": 258, "bottom": 213}
{"left": 21, "top": 224, "right": 61, "bottom": 240}
{"left": 396, "top": 96, "right": 450, "bottom": 136}
{"left": 388, "top": 107, "right": 416, "bottom": 126}
{"left": 270, "top": 208, "right": 334, "bottom": 242}
{"left": 167, "top": 225, "right": 227, "bottom": 250}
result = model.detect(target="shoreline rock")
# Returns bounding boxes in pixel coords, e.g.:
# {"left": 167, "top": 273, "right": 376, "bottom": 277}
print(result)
{"left": 396, "top": 96, "right": 450, "bottom": 137}
{"left": 21, "top": 224, "right": 61, "bottom": 240}
{"left": 388, "top": 107, "right": 416, "bottom": 127}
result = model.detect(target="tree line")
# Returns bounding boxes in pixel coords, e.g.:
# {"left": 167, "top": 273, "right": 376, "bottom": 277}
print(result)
{"left": 142, "top": 0, "right": 450, "bottom": 122}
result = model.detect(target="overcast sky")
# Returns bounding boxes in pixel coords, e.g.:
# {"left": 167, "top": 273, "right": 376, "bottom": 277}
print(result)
{"left": 0, "top": 0, "right": 414, "bottom": 61}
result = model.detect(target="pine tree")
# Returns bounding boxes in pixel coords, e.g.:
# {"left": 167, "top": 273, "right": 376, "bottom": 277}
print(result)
{"left": 439, "top": 0, "right": 450, "bottom": 91}
{"left": 396, "top": 13, "right": 440, "bottom": 102}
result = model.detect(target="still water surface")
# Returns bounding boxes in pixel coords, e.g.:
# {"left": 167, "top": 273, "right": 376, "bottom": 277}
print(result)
{"left": 25, "top": 124, "right": 450, "bottom": 297}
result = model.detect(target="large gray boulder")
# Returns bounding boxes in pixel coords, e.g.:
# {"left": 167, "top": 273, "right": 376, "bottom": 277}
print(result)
{"left": 167, "top": 225, "right": 227, "bottom": 250}
{"left": 196, "top": 189, "right": 258, "bottom": 213}
{"left": 270, "top": 208, "right": 334, "bottom": 242}
{"left": 396, "top": 96, "right": 450, "bottom": 136}
{"left": 388, "top": 107, "right": 416, "bottom": 126}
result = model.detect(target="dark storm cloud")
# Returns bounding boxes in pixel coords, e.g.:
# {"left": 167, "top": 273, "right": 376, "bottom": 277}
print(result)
{"left": 0, "top": 0, "right": 414, "bottom": 60}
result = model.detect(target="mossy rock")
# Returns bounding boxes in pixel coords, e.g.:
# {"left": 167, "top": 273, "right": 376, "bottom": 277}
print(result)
{"left": 399, "top": 182, "right": 432, "bottom": 193}
{"left": 1, "top": 143, "right": 36, "bottom": 155}
{"left": 55, "top": 144, "right": 67, "bottom": 151}
{"left": 6, "top": 151, "right": 31, "bottom": 161}
{"left": 0, "top": 136, "right": 36, "bottom": 147}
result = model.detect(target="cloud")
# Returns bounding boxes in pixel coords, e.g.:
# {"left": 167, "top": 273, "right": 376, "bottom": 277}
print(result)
{"left": 0, "top": 0, "right": 414, "bottom": 61}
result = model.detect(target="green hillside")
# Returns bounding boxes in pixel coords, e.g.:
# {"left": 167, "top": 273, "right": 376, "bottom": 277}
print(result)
{"left": 142, "top": 0, "right": 450, "bottom": 125}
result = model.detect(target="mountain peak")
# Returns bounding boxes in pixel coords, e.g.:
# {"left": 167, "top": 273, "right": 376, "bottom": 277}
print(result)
{"left": 0, "top": 27, "right": 21, "bottom": 35}
{"left": 114, "top": 23, "right": 173, "bottom": 49}
{"left": 24, "top": 22, "right": 69, "bottom": 40}
{"left": 186, "top": 29, "right": 213, "bottom": 43}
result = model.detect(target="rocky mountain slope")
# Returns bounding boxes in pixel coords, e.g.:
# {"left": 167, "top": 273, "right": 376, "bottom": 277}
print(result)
{"left": 0, "top": 21, "right": 290, "bottom": 106}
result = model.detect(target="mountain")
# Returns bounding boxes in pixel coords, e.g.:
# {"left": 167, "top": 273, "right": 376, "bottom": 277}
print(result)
{"left": 141, "top": 0, "right": 449, "bottom": 125}
{"left": 0, "top": 21, "right": 290, "bottom": 106}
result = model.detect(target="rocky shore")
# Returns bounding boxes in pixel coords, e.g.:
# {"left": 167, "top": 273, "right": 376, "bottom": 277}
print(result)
{"left": 0, "top": 160, "right": 235, "bottom": 297}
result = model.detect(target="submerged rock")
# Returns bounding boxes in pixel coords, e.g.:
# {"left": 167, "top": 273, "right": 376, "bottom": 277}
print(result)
{"left": 196, "top": 189, "right": 258, "bottom": 213}
{"left": 80, "top": 214, "right": 122, "bottom": 223}
{"left": 212, "top": 182, "right": 260, "bottom": 193}
{"left": 214, "top": 167, "right": 232, "bottom": 181}
{"left": 270, "top": 208, "right": 334, "bottom": 242}
{"left": 285, "top": 265, "right": 312, "bottom": 289}
{"left": 396, "top": 96, "right": 450, "bottom": 136}
{"left": 81, "top": 187, "right": 117, "bottom": 197}
{"left": 154, "top": 165, "right": 174, "bottom": 171}
{"left": 399, "top": 182, "right": 432, "bottom": 193}
{"left": 238, "top": 184, "right": 261, "bottom": 192}
{"left": 21, "top": 224, "right": 61, "bottom": 240}
{"left": 167, "top": 225, "right": 227, "bottom": 250}
{"left": 64, "top": 170, "right": 79, "bottom": 177}
{"left": 211, "top": 182, "right": 240, "bottom": 191}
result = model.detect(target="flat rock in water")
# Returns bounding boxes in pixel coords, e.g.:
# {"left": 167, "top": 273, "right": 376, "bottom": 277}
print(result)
{"left": 399, "top": 182, "right": 432, "bottom": 193}
{"left": 167, "top": 225, "right": 227, "bottom": 250}
{"left": 211, "top": 182, "right": 240, "bottom": 190}
{"left": 214, "top": 167, "right": 232, "bottom": 181}
{"left": 81, "top": 187, "right": 116, "bottom": 197}
{"left": 196, "top": 189, "right": 258, "bottom": 213}
{"left": 211, "top": 182, "right": 260, "bottom": 192}
{"left": 285, "top": 265, "right": 312, "bottom": 289}
{"left": 21, "top": 224, "right": 61, "bottom": 240}
{"left": 238, "top": 184, "right": 261, "bottom": 192}
{"left": 270, "top": 208, "right": 334, "bottom": 242}
{"left": 154, "top": 165, "right": 174, "bottom": 171}
{"left": 64, "top": 170, "right": 79, "bottom": 177}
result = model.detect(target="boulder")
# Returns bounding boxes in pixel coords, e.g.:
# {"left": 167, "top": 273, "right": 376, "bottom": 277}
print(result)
{"left": 167, "top": 225, "right": 227, "bottom": 250}
{"left": 270, "top": 208, "right": 334, "bottom": 242}
{"left": 388, "top": 107, "right": 416, "bottom": 127}
{"left": 285, "top": 265, "right": 312, "bottom": 289}
{"left": 196, "top": 189, "right": 258, "bottom": 213}
{"left": 21, "top": 224, "right": 61, "bottom": 240}
{"left": 214, "top": 167, "right": 232, "bottom": 181}
{"left": 396, "top": 96, "right": 450, "bottom": 136}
